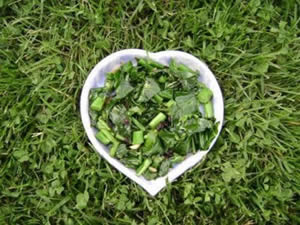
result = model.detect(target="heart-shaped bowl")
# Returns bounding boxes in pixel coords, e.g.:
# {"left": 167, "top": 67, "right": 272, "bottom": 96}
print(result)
{"left": 80, "top": 49, "right": 224, "bottom": 196}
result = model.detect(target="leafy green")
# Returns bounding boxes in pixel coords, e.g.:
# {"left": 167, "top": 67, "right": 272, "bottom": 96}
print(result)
{"left": 115, "top": 79, "right": 134, "bottom": 99}
{"left": 197, "top": 87, "right": 213, "bottom": 103}
{"left": 158, "top": 160, "right": 171, "bottom": 176}
{"left": 170, "top": 93, "right": 199, "bottom": 119}
{"left": 109, "top": 105, "right": 131, "bottom": 137}
{"left": 174, "top": 137, "right": 192, "bottom": 155}
{"left": 115, "top": 144, "right": 128, "bottom": 158}
{"left": 158, "top": 130, "right": 177, "bottom": 148}
{"left": 138, "top": 78, "right": 161, "bottom": 102}
{"left": 178, "top": 116, "right": 212, "bottom": 135}
{"left": 144, "top": 139, "right": 164, "bottom": 156}
{"left": 89, "top": 58, "right": 217, "bottom": 180}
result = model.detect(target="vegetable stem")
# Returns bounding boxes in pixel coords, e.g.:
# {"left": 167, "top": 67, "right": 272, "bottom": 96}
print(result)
{"left": 170, "top": 155, "right": 184, "bottom": 164}
{"left": 91, "top": 96, "right": 105, "bottom": 111}
{"left": 96, "top": 119, "right": 111, "bottom": 130}
{"left": 144, "top": 130, "right": 157, "bottom": 149}
{"left": 101, "top": 129, "right": 117, "bottom": 143}
{"left": 96, "top": 131, "right": 110, "bottom": 145}
{"left": 116, "top": 133, "right": 126, "bottom": 142}
{"left": 204, "top": 102, "right": 213, "bottom": 119}
{"left": 131, "top": 117, "right": 145, "bottom": 131}
{"left": 165, "top": 99, "right": 175, "bottom": 108}
{"left": 110, "top": 141, "right": 120, "bottom": 157}
{"left": 154, "top": 94, "right": 163, "bottom": 103}
{"left": 132, "top": 131, "right": 144, "bottom": 145}
{"left": 149, "top": 112, "right": 167, "bottom": 128}
{"left": 136, "top": 159, "right": 152, "bottom": 176}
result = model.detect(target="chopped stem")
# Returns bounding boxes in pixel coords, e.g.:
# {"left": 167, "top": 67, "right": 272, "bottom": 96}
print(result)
{"left": 165, "top": 99, "right": 175, "bottom": 108}
{"left": 171, "top": 155, "right": 184, "bottom": 164}
{"left": 95, "top": 131, "right": 110, "bottom": 145}
{"left": 136, "top": 159, "right": 152, "bottom": 176}
{"left": 91, "top": 96, "right": 105, "bottom": 111}
{"left": 204, "top": 101, "right": 213, "bottom": 118}
{"left": 149, "top": 112, "right": 167, "bottom": 128}
{"left": 109, "top": 141, "right": 119, "bottom": 157}
{"left": 131, "top": 117, "right": 145, "bottom": 131}
{"left": 116, "top": 133, "right": 126, "bottom": 142}
{"left": 101, "top": 129, "right": 116, "bottom": 143}
{"left": 96, "top": 119, "right": 111, "bottom": 130}
{"left": 132, "top": 130, "right": 144, "bottom": 145}
{"left": 154, "top": 94, "right": 163, "bottom": 103}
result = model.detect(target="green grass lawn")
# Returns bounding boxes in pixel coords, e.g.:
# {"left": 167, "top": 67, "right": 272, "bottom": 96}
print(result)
{"left": 0, "top": 0, "right": 299, "bottom": 224}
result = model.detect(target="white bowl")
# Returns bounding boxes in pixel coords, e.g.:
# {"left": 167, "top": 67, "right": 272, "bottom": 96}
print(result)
{"left": 80, "top": 49, "right": 224, "bottom": 196}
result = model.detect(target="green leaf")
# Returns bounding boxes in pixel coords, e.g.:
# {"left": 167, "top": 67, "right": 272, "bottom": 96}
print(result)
{"left": 197, "top": 87, "right": 213, "bottom": 104}
{"left": 158, "top": 160, "right": 171, "bottom": 176}
{"left": 183, "top": 183, "right": 194, "bottom": 198}
{"left": 183, "top": 36, "right": 194, "bottom": 48}
{"left": 110, "top": 105, "right": 131, "bottom": 137}
{"left": 115, "top": 79, "right": 134, "bottom": 99}
{"left": 158, "top": 130, "right": 177, "bottom": 148}
{"left": 147, "top": 216, "right": 160, "bottom": 225}
{"left": 179, "top": 116, "right": 212, "bottom": 135}
{"left": 138, "top": 78, "right": 161, "bottom": 102}
{"left": 76, "top": 191, "right": 89, "bottom": 210}
{"left": 226, "top": 129, "right": 241, "bottom": 143}
{"left": 174, "top": 137, "right": 192, "bottom": 155}
{"left": 115, "top": 144, "right": 128, "bottom": 159}
{"left": 221, "top": 162, "right": 241, "bottom": 183}
{"left": 13, "top": 150, "right": 29, "bottom": 162}
{"left": 254, "top": 61, "right": 269, "bottom": 74}
{"left": 144, "top": 139, "right": 163, "bottom": 156}
{"left": 170, "top": 93, "right": 199, "bottom": 119}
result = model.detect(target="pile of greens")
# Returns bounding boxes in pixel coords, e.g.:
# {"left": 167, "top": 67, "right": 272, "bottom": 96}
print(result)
{"left": 89, "top": 58, "right": 218, "bottom": 180}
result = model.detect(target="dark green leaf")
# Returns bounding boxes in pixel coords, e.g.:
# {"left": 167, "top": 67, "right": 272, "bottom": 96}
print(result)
{"left": 115, "top": 79, "right": 134, "bottom": 99}
{"left": 138, "top": 78, "right": 161, "bottom": 102}
{"left": 170, "top": 93, "right": 199, "bottom": 119}
{"left": 116, "top": 144, "right": 128, "bottom": 159}
{"left": 158, "top": 160, "right": 171, "bottom": 176}
{"left": 158, "top": 130, "right": 177, "bottom": 148}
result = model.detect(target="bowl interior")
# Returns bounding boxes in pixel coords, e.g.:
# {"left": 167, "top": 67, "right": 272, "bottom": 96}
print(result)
{"left": 80, "top": 49, "right": 224, "bottom": 196}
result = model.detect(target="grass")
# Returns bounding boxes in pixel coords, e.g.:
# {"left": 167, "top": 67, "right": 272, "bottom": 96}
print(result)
{"left": 0, "top": 0, "right": 299, "bottom": 224}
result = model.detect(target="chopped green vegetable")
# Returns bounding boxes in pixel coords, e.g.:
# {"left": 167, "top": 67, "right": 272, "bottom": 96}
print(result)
{"left": 136, "top": 159, "right": 152, "bottom": 176}
{"left": 96, "top": 119, "right": 111, "bottom": 131}
{"left": 110, "top": 141, "right": 120, "bottom": 157}
{"left": 91, "top": 96, "right": 105, "bottom": 111}
{"left": 131, "top": 117, "right": 145, "bottom": 131}
{"left": 89, "top": 58, "right": 218, "bottom": 180}
{"left": 101, "top": 129, "right": 117, "bottom": 143}
{"left": 95, "top": 130, "right": 111, "bottom": 145}
{"left": 138, "top": 78, "right": 161, "bottom": 102}
{"left": 144, "top": 130, "right": 157, "bottom": 150}
{"left": 197, "top": 87, "right": 214, "bottom": 118}
{"left": 115, "top": 144, "right": 128, "bottom": 158}
{"left": 154, "top": 94, "right": 163, "bottom": 104}
{"left": 204, "top": 102, "right": 214, "bottom": 119}
{"left": 132, "top": 131, "right": 144, "bottom": 145}
{"left": 149, "top": 112, "right": 167, "bottom": 128}
{"left": 197, "top": 87, "right": 213, "bottom": 103}
{"left": 158, "top": 160, "right": 171, "bottom": 176}
{"left": 115, "top": 79, "right": 134, "bottom": 99}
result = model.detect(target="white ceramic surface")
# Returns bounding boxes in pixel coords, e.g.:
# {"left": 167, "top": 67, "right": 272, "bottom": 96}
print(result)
{"left": 80, "top": 49, "right": 224, "bottom": 196}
